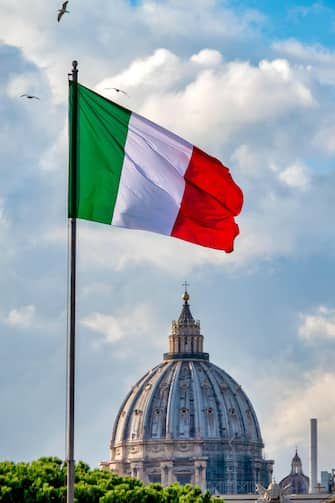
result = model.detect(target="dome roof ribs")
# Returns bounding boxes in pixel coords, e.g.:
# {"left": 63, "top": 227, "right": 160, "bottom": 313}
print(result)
{"left": 142, "top": 361, "right": 173, "bottom": 440}
{"left": 189, "top": 361, "right": 206, "bottom": 440}
{"left": 199, "top": 361, "right": 227, "bottom": 439}
{"left": 166, "top": 360, "right": 183, "bottom": 438}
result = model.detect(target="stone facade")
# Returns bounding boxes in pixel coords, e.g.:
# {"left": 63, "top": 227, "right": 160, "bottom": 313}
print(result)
{"left": 101, "top": 290, "right": 274, "bottom": 494}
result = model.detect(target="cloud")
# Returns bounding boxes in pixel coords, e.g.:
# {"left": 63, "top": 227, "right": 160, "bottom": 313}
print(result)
{"left": 5, "top": 305, "right": 36, "bottom": 328}
{"left": 273, "top": 39, "right": 335, "bottom": 85}
{"left": 81, "top": 312, "right": 126, "bottom": 344}
{"left": 262, "top": 370, "right": 335, "bottom": 475}
{"left": 288, "top": 2, "right": 335, "bottom": 23}
{"left": 97, "top": 48, "right": 185, "bottom": 94}
{"left": 278, "top": 162, "right": 311, "bottom": 190}
{"left": 139, "top": 0, "right": 266, "bottom": 40}
{"left": 190, "top": 49, "right": 223, "bottom": 66}
{"left": 80, "top": 303, "right": 164, "bottom": 353}
{"left": 273, "top": 39, "right": 335, "bottom": 66}
{"left": 126, "top": 54, "right": 315, "bottom": 149}
{"left": 0, "top": 0, "right": 266, "bottom": 104}
{"left": 298, "top": 306, "right": 335, "bottom": 341}
{"left": 1, "top": 302, "right": 63, "bottom": 335}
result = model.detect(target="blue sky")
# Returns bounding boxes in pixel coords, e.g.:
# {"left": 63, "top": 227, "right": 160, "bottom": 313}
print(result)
{"left": 0, "top": 0, "right": 335, "bottom": 485}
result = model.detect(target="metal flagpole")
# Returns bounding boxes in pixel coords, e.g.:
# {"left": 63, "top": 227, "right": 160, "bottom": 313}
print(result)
{"left": 67, "top": 60, "right": 78, "bottom": 503}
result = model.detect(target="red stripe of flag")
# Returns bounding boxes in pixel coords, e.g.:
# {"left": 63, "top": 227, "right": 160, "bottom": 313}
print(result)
{"left": 171, "top": 146, "right": 243, "bottom": 251}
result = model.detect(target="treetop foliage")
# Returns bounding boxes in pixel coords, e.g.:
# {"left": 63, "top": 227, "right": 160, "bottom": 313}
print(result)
{"left": 0, "top": 457, "right": 224, "bottom": 503}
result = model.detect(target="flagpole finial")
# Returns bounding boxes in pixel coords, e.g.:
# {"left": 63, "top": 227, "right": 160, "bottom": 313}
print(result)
{"left": 72, "top": 60, "right": 78, "bottom": 70}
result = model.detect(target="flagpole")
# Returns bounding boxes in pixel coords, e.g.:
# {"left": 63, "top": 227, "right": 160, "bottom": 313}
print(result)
{"left": 67, "top": 59, "right": 78, "bottom": 503}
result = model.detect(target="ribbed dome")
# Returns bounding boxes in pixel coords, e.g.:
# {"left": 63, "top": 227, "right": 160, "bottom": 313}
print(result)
{"left": 112, "top": 358, "right": 262, "bottom": 444}
{"left": 104, "top": 289, "right": 273, "bottom": 494}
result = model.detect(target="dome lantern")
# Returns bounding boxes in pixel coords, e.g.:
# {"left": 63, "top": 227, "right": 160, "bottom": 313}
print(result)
{"left": 164, "top": 287, "right": 209, "bottom": 360}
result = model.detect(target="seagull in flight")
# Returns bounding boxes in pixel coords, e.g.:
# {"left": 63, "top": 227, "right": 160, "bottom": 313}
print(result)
{"left": 20, "top": 94, "right": 40, "bottom": 100}
{"left": 57, "top": 1, "right": 69, "bottom": 22}
{"left": 104, "top": 87, "right": 129, "bottom": 96}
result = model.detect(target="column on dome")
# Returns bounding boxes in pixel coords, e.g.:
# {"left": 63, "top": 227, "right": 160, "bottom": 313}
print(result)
{"left": 160, "top": 461, "right": 174, "bottom": 486}
{"left": 193, "top": 457, "right": 208, "bottom": 491}
{"left": 130, "top": 461, "right": 146, "bottom": 483}
{"left": 253, "top": 459, "right": 262, "bottom": 485}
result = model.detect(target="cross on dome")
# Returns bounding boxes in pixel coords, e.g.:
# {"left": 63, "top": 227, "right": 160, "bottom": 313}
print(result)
{"left": 182, "top": 280, "right": 190, "bottom": 302}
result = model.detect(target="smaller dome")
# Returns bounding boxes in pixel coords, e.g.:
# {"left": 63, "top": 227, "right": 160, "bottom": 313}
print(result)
{"left": 279, "top": 449, "right": 309, "bottom": 494}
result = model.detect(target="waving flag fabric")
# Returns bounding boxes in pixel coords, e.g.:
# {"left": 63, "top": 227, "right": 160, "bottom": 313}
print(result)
{"left": 68, "top": 82, "right": 243, "bottom": 252}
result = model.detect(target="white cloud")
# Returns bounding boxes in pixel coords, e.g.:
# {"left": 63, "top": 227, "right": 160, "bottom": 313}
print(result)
{"left": 190, "top": 49, "right": 223, "bottom": 67}
{"left": 2, "top": 303, "right": 63, "bottom": 334}
{"left": 44, "top": 223, "right": 235, "bottom": 273}
{"left": 279, "top": 162, "right": 311, "bottom": 190}
{"left": 97, "top": 49, "right": 185, "bottom": 95}
{"left": 273, "top": 39, "right": 335, "bottom": 85}
{"left": 0, "top": 0, "right": 266, "bottom": 104}
{"left": 127, "top": 55, "right": 315, "bottom": 150}
{"left": 80, "top": 312, "right": 125, "bottom": 344}
{"left": 5, "top": 305, "right": 36, "bottom": 328}
{"left": 80, "top": 303, "right": 164, "bottom": 351}
{"left": 273, "top": 39, "right": 335, "bottom": 66}
{"left": 298, "top": 306, "right": 335, "bottom": 341}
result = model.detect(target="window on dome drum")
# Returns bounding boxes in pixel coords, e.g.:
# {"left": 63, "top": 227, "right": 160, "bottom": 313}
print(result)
{"left": 176, "top": 473, "right": 192, "bottom": 485}
{"left": 148, "top": 474, "right": 161, "bottom": 484}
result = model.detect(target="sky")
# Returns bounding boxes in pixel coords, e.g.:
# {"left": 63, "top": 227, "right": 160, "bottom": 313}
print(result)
{"left": 1, "top": 0, "right": 335, "bottom": 485}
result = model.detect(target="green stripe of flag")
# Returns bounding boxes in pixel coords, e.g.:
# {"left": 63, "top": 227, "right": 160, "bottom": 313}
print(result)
{"left": 68, "top": 82, "right": 131, "bottom": 223}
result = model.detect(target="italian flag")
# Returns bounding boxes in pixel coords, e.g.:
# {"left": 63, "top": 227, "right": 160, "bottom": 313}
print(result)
{"left": 68, "top": 83, "right": 243, "bottom": 252}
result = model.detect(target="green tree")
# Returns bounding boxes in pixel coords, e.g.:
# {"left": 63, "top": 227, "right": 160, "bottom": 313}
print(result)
{"left": 0, "top": 458, "right": 224, "bottom": 503}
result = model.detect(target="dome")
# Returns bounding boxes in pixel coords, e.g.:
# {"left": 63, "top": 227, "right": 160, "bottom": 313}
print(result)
{"left": 279, "top": 449, "right": 309, "bottom": 494}
{"left": 112, "top": 358, "right": 262, "bottom": 444}
{"left": 101, "top": 289, "right": 273, "bottom": 494}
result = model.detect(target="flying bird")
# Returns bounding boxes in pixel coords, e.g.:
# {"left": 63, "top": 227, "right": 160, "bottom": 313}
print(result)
{"left": 104, "top": 87, "right": 129, "bottom": 96}
{"left": 57, "top": 1, "right": 69, "bottom": 22}
{"left": 20, "top": 94, "right": 40, "bottom": 100}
